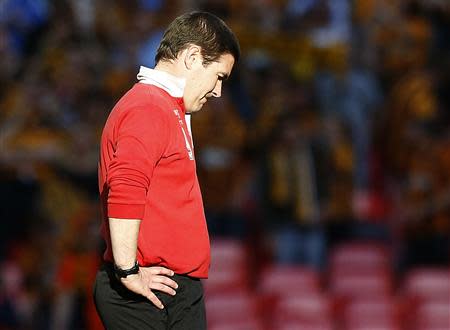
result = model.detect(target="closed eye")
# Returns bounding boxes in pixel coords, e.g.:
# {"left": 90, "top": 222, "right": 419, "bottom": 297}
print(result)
{"left": 218, "top": 74, "right": 228, "bottom": 81}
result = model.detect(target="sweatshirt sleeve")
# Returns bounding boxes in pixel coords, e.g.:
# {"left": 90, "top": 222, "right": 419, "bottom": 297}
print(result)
{"left": 107, "top": 106, "right": 169, "bottom": 220}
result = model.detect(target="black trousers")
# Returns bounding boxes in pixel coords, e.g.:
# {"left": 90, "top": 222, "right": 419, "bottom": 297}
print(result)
{"left": 93, "top": 264, "right": 206, "bottom": 330}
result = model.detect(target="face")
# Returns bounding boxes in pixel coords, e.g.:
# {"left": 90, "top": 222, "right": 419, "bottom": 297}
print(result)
{"left": 183, "top": 53, "right": 235, "bottom": 113}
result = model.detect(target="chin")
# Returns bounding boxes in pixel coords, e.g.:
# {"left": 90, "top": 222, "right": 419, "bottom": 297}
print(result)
{"left": 191, "top": 104, "right": 205, "bottom": 113}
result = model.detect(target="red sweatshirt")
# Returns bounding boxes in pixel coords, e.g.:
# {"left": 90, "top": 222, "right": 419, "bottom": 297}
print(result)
{"left": 98, "top": 71, "right": 210, "bottom": 278}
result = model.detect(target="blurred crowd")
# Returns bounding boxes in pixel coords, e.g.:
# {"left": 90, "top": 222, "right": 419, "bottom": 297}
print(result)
{"left": 0, "top": 0, "right": 448, "bottom": 329}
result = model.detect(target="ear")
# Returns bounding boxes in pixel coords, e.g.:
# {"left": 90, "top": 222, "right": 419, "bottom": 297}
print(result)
{"left": 183, "top": 45, "right": 202, "bottom": 70}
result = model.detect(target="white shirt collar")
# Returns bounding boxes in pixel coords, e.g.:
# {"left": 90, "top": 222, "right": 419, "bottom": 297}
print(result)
{"left": 136, "top": 66, "right": 185, "bottom": 98}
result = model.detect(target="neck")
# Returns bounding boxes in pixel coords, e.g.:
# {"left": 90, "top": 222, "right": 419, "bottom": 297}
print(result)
{"left": 154, "top": 61, "right": 185, "bottom": 80}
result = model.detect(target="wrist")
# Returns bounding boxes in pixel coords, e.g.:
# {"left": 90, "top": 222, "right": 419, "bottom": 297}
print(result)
{"left": 114, "top": 260, "right": 140, "bottom": 279}
{"left": 114, "top": 260, "right": 137, "bottom": 269}
{"left": 120, "top": 272, "right": 139, "bottom": 284}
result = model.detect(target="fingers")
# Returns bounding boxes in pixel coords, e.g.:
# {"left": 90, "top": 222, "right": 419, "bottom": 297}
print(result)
{"left": 122, "top": 266, "right": 179, "bottom": 306}
{"left": 144, "top": 290, "right": 165, "bottom": 310}
{"left": 149, "top": 281, "right": 177, "bottom": 296}
{"left": 153, "top": 275, "right": 179, "bottom": 291}
{"left": 120, "top": 276, "right": 166, "bottom": 309}
{"left": 140, "top": 266, "right": 179, "bottom": 293}
{"left": 149, "top": 266, "right": 175, "bottom": 276}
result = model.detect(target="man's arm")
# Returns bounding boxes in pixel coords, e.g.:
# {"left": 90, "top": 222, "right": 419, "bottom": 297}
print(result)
{"left": 109, "top": 218, "right": 140, "bottom": 269}
{"left": 109, "top": 218, "right": 178, "bottom": 309}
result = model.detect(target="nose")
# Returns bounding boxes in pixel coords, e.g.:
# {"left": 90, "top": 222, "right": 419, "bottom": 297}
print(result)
{"left": 211, "top": 80, "right": 222, "bottom": 98}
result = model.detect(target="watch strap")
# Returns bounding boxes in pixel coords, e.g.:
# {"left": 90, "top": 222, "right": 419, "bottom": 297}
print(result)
{"left": 114, "top": 261, "right": 139, "bottom": 279}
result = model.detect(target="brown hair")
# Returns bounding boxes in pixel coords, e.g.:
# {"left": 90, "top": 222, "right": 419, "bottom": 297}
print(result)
{"left": 155, "top": 11, "right": 240, "bottom": 66}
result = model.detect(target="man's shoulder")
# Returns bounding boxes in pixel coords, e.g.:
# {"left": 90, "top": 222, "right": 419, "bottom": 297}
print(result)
{"left": 105, "top": 84, "right": 175, "bottom": 131}
{"left": 117, "top": 83, "right": 173, "bottom": 110}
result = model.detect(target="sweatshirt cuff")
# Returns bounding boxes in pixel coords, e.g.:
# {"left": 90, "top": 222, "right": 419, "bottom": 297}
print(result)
{"left": 107, "top": 203, "right": 145, "bottom": 220}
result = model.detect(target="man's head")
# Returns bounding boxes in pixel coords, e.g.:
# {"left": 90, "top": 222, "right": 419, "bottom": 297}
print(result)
{"left": 155, "top": 11, "right": 240, "bottom": 113}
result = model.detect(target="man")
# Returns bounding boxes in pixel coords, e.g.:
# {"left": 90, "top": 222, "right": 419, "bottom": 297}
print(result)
{"left": 93, "top": 11, "right": 240, "bottom": 329}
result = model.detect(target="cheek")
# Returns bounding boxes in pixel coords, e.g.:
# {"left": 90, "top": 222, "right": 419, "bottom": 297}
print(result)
{"left": 190, "top": 71, "right": 216, "bottom": 98}
{"left": 196, "top": 82, "right": 211, "bottom": 98}
{"left": 205, "top": 77, "right": 218, "bottom": 93}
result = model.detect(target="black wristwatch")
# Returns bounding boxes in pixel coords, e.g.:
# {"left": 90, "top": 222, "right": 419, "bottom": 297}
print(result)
{"left": 114, "top": 261, "right": 140, "bottom": 279}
